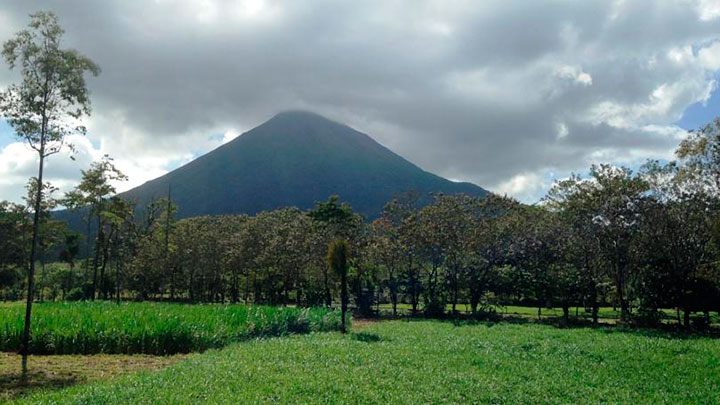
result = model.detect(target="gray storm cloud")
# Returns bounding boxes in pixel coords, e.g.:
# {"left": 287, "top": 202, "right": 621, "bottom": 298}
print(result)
{"left": 0, "top": 0, "right": 719, "bottom": 202}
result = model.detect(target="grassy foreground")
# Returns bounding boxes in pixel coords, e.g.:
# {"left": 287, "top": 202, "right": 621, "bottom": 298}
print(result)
{"left": 0, "top": 302, "right": 343, "bottom": 355}
{"left": 12, "top": 320, "right": 720, "bottom": 404}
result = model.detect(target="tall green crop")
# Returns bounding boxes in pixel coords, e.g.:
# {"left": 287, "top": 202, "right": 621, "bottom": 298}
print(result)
{"left": 0, "top": 302, "right": 345, "bottom": 355}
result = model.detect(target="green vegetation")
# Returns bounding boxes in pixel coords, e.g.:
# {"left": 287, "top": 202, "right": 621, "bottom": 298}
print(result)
{"left": 0, "top": 11, "right": 100, "bottom": 367}
{"left": 11, "top": 320, "right": 720, "bottom": 404}
{"left": 0, "top": 302, "right": 343, "bottom": 355}
{"left": 378, "top": 304, "right": 720, "bottom": 323}
{"left": 328, "top": 238, "right": 350, "bottom": 333}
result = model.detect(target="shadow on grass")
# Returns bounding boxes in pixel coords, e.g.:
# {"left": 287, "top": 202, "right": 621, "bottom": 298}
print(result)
{"left": 352, "top": 332, "right": 383, "bottom": 343}
{"left": 0, "top": 370, "right": 78, "bottom": 402}
{"left": 0, "top": 352, "right": 187, "bottom": 402}
{"left": 365, "top": 312, "right": 720, "bottom": 341}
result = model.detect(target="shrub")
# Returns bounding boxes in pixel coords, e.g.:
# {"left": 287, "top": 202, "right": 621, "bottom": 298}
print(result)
{"left": 626, "top": 308, "right": 665, "bottom": 327}
{"left": 65, "top": 288, "right": 85, "bottom": 301}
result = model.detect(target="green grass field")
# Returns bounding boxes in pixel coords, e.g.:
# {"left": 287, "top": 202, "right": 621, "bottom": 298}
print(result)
{"left": 9, "top": 319, "right": 719, "bottom": 404}
{"left": 377, "top": 303, "right": 720, "bottom": 324}
{"left": 0, "top": 302, "right": 343, "bottom": 355}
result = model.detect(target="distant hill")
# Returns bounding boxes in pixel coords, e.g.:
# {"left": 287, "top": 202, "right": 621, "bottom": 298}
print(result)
{"left": 60, "top": 111, "right": 489, "bottom": 222}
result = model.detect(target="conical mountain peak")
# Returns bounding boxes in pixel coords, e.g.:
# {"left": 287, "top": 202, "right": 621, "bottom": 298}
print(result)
{"left": 114, "top": 112, "right": 488, "bottom": 218}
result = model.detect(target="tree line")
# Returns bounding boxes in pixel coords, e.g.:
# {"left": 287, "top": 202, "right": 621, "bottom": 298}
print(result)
{"left": 3, "top": 120, "right": 720, "bottom": 328}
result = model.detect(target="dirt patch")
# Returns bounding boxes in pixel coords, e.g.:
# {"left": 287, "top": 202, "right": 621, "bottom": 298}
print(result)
{"left": 352, "top": 318, "right": 382, "bottom": 332}
{"left": 0, "top": 352, "right": 187, "bottom": 402}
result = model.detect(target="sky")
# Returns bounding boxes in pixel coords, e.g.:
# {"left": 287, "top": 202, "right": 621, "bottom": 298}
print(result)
{"left": 1, "top": 0, "right": 720, "bottom": 204}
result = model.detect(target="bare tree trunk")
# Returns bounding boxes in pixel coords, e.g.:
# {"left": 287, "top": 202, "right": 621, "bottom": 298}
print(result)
{"left": 324, "top": 268, "right": 331, "bottom": 307}
{"left": 452, "top": 275, "right": 458, "bottom": 314}
{"left": 99, "top": 232, "right": 110, "bottom": 299}
{"left": 22, "top": 145, "right": 45, "bottom": 376}
{"left": 84, "top": 212, "right": 91, "bottom": 282}
{"left": 340, "top": 269, "right": 347, "bottom": 333}
{"left": 244, "top": 270, "right": 250, "bottom": 302}
{"left": 39, "top": 254, "right": 46, "bottom": 302}
{"left": 91, "top": 215, "right": 102, "bottom": 300}
{"left": 391, "top": 289, "right": 397, "bottom": 317}
{"left": 115, "top": 255, "right": 121, "bottom": 304}
{"left": 164, "top": 184, "right": 172, "bottom": 300}
{"left": 616, "top": 266, "right": 629, "bottom": 319}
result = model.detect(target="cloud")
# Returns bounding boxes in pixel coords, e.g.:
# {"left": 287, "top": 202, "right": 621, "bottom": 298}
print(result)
{"left": 699, "top": 0, "right": 720, "bottom": 21}
{"left": 0, "top": 135, "right": 98, "bottom": 204}
{"left": 495, "top": 172, "right": 549, "bottom": 203}
{"left": 556, "top": 65, "right": 593, "bottom": 86}
{"left": 0, "top": 0, "right": 719, "bottom": 204}
{"left": 699, "top": 41, "right": 720, "bottom": 70}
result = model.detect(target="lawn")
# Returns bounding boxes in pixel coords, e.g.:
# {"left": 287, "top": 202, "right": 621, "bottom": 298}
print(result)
{"left": 10, "top": 320, "right": 720, "bottom": 404}
{"left": 0, "top": 302, "right": 343, "bottom": 355}
{"left": 377, "top": 303, "right": 719, "bottom": 325}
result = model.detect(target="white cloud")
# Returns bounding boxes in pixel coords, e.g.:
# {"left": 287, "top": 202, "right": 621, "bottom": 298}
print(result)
{"left": 699, "top": 41, "right": 720, "bottom": 70}
{"left": 556, "top": 122, "right": 569, "bottom": 139}
{"left": 698, "top": 0, "right": 720, "bottom": 20}
{"left": 556, "top": 65, "right": 593, "bottom": 86}
{"left": 492, "top": 172, "right": 548, "bottom": 203}
{"left": 0, "top": 135, "right": 98, "bottom": 204}
{"left": 221, "top": 130, "right": 240, "bottom": 144}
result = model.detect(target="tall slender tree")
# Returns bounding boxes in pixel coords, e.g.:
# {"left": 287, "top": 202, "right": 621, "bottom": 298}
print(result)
{"left": 328, "top": 238, "right": 349, "bottom": 333}
{"left": 0, "top": 11, "right": 99, "bottom": 372}
{"left": 24, "top": 178, "right": 62, "bottom": 301}
{"left": 309, "top": 195, "right": 360, "bottom": 306}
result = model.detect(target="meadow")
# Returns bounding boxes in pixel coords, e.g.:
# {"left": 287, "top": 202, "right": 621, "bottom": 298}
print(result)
{"left": 377, "top": 303, "right": 720, "bottom": 324}
{"left": 7, "top": 320, "right": 719, "bottom": 404}
{"left": 0, "top": 302, "right": 343, "bottom": 355}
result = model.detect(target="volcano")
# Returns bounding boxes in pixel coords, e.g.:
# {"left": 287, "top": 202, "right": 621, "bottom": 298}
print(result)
{"left": 118, "top": 111, "right": 489, "bottom": 218}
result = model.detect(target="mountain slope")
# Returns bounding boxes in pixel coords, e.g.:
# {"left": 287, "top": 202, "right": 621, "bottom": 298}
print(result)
{"left": 119, "top": 111, "right": 488, "bottom": 218}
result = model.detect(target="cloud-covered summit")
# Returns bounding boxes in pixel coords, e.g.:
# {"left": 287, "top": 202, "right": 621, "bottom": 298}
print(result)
{"left": 1, "top": 0, "right": 719, "bottom": 203}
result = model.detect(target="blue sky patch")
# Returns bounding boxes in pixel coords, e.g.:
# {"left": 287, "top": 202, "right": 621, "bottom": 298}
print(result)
{"left": 675, "top": 74, "right": 720, "bottom": 130}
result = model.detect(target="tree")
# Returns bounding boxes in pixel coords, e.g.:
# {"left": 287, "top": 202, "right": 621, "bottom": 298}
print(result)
{"left": 416, "top": 201, "right": 448, "bottom": 316}
{"left": 590, "top": 165, "right": 648, "bottom": 319}
{"left": 161, "top": 185, "right": 175, "bottom": 299}
{"left": 24, "top": 178, "right": 63, "bottom": 301}
{"left": 328, "top": 238, "right": 349, "bottom": 333}
{"left": 58, "top": 230, "right": 80, "bottom": 298}
{"left": 545, "top": 175, "right": 605, "bottom": 323}
{"left": 0, "top": 11, "right": 100, "bottom": 371}
{"left": 468, "top": 194, "right": 518, "bottom": 315}
{"left": 639, "top": 160, "right": 718, "bottom": 326}
{"left": 221, "top": 215, "right": 251, "bottom": 303}
{"left": 101, "top": 196, "right": 136, "bottom": 302}
{"left": 0, "top": 201, "right": 28, "bottom": 299}
{"left": 309, "top": 195, "right": 361, "bottom": 306}
{"left": 545, "top": 165, "right": 649, "bottom": 321}
{"left": 64, "top": 155, "right": 127, "bottom": 299}
{"left": 369, "top": 218, "right": 402, "bottom": 315}
{"left": 308, "top": 195, "right": 359, "bottom": 237}
{"left": 504, "top": 206, "right": 556, "bottom": 319}
{"left": 428, "top": 194, "right": 474, "bottom": 314}
{"left": 382, "top": 192, "right": 423, "bottom": 315}
{"left": 676, "top": 117, "right": 720, "bottom": 194}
